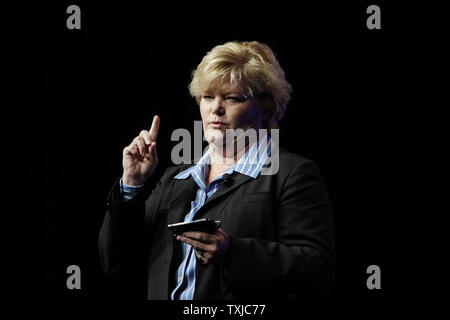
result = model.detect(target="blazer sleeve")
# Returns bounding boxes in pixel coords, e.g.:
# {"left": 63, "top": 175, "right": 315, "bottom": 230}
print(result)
{"left": 221, "top": 160, "right": 335, "bottom": 295}
{"left": 98, "top": 168, "right": 169, "bottom": 276}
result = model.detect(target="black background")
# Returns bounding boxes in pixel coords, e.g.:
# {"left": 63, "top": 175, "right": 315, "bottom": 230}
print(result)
{"left": 3, "top": 1, "right": 449, "bottom": 298}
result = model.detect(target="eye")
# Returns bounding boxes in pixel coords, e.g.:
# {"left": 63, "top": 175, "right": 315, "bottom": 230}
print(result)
{"left": 202, "top": 95, "right": 214, "bottom": 100}
{"left": 226, "top": 96, "right": 246, "bottom": 102}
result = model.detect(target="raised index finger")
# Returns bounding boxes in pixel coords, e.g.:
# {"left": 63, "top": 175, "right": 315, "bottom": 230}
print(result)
{"left": 149, "top": 115, "right": 160, "bottom": 141}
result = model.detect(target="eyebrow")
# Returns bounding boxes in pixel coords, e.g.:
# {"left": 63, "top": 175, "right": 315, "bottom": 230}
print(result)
{"left": 224, "top": 92, "right": 244, "bottom": 95}
{"left": 203, "top": 90, "right": 244, "bottom": 96}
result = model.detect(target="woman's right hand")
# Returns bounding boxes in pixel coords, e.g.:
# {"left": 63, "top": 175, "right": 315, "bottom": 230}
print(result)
{"left": 122, "top": 115, "right": 160, "bottom": 186}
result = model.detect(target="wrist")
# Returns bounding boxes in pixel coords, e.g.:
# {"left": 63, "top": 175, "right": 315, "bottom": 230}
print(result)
{"left": 122, "top": 175, "right": 144, "bottom": 187}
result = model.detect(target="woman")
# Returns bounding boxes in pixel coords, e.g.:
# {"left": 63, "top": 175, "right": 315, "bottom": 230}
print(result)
{"left": 99, "top": 41, "right": 335, "bottom": 299}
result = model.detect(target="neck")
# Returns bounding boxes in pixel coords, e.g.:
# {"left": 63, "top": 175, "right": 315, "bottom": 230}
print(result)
{"left": 209, "top": 141, "right": 248, "bottom": 167}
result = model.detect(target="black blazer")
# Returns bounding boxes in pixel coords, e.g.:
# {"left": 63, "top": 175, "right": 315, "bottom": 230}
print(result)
{"left": 99, "top": 148, "right": 335, "bottom": 299}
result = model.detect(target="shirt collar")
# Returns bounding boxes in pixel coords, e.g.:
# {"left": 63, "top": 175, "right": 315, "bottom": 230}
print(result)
{"left": 174, "top": 133, "right": 273, "bottom": 180}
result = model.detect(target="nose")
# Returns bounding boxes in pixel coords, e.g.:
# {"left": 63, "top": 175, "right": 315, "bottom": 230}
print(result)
{"left": 211, "top": 97, "right": 225, "bottom": 116}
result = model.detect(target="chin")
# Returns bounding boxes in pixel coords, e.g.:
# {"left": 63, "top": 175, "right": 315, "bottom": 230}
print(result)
{"left": 204, "top": 129, "right": 225, "bottom": 145}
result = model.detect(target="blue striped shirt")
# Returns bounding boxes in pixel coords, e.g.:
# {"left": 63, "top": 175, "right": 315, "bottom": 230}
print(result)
{"left": 119, "top": 180, "right": 144, "bottom": 201}
{"left": 120, "top": 134, "right": 272, "bottom": 300}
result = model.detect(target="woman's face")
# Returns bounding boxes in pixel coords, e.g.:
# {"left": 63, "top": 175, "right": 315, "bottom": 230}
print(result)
{"left": 200, "top": 81, "right": 263, "bottom": 146}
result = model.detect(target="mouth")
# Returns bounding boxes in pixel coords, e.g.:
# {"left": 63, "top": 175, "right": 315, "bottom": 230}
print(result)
{"left": 209, "top": 121, "right": 226, "bottom": 128}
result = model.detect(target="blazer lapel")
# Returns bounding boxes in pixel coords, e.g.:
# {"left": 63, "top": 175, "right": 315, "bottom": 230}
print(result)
{"left": 167, "top": 176, "right": 199, "bottom": 225}
{"left": 166, "top": 172, "right": 254, "bottom": 222}
{"left": 165, "top": 176, "right": 198, "bottom": 269}
{"left": 200, "top": 172, "right": 253, "bottom": 212}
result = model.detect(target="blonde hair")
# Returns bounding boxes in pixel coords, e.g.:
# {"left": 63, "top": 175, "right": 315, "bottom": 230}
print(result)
{"left": 189, "top": 41, "right": 292, "bottom": 130}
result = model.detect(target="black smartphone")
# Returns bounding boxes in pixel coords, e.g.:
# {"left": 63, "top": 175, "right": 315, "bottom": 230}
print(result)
{"left": 167, "top": 218, "right": 221, "bottom": 236}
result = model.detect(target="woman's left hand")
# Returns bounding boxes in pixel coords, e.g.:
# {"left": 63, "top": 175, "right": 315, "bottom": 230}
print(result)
{"left": 176, "top": 228, "right": 229, "bottom": 265}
